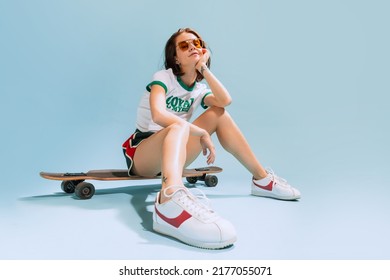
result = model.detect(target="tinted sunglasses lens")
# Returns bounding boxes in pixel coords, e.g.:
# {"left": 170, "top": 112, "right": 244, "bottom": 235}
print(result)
{"left": 193, "top": 39, "right": 203, "bottom": 48}
{"left": 178, "top": 41, "right": 189, "bottom": 51}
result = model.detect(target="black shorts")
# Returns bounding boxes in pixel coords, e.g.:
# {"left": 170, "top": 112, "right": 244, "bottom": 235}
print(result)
{"left": 122, "top": 129, "right": 154, "bottom": 175}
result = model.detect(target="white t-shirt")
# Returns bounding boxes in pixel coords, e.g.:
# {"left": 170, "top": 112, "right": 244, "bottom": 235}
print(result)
{"left": 136, "top": 68, "right": 212, "bottom": 132}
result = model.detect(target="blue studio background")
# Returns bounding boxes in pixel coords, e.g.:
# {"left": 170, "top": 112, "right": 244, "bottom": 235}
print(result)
{"left": 1, "top": 0, "right": 389, "bottom": 259}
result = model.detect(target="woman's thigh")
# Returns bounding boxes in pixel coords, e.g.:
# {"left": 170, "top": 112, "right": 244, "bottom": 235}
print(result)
{"left": 131, "top": 128, "right": 170, "bottom": 177}
{"left": 134, "top": 107, "right": 226, "bottom": 173}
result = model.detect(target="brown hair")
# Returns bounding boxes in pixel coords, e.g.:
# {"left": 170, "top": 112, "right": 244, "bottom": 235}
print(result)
{"left": 164, "top": 28, "right": 211, "bottom": 82}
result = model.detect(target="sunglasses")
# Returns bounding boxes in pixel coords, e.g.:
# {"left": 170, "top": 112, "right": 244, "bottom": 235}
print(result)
{"left": 176, "top": 38, "right": 204, "bottom": 51}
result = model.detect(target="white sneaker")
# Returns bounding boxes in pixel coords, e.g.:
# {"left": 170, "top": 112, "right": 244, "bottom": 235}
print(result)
{"left": 153, "top": 186, "right": 237, "bottom": 249}
{"left": 251, "top": 168, "right": 301, "bottom": 200}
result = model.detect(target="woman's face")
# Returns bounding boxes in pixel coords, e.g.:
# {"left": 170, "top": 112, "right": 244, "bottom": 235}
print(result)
{"left": 174, "top": 32, "right": 203, "bottom": 68}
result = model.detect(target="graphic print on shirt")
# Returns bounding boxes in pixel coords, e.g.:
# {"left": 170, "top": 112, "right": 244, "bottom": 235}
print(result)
{"left": 166, "top": 96, "right": 195, "bottom": 113}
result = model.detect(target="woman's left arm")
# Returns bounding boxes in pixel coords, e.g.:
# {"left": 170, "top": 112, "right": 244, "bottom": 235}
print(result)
{"left": 196, "top": 49, "right": 232, "bottom": 108}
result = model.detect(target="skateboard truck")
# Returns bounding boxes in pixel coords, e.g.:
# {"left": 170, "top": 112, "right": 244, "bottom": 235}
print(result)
{"left": 186, "top": 173, "right": 218, "bottom": 187}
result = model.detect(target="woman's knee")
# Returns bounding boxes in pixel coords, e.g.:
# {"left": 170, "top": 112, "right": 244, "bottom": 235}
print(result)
{"left": 204, "top": 106, "right": 233, "bottom": 125}
{"left": 208, "top": 106, "right": 226, "bottom": 117}
{"left": 166, "top": 122, "right": 190, "bottom": 135}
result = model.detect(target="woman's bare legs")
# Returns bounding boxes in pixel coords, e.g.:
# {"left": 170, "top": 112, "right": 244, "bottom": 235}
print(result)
{"left": 185, "top": 107, "right": 268, "bottom": 180}
{"left": 132, "top": 106, "right": 268, "bottom": 203}
{"left": 187, "top": 107, "right": 301, "bottom": 200}
{"left": 132, "top": 107, "right": 267, "bottom": 184}
{"left": 131, "top": 122, "right": 191, "bottom": 202}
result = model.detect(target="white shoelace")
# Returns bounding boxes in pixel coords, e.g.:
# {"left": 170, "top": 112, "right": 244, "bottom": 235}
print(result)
{"left": 266, "top": 168, "right": 289, "bottom": 188}
{"left": 163, "top": 186, "right": 218, "bottom": 222}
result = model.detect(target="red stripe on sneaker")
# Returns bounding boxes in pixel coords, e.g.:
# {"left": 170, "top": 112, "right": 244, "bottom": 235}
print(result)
{"left": 253, "top": 180, "right": 273, "bottom": 191}
{"left": 155, "top": 206, "right": 192, "bottom": 228}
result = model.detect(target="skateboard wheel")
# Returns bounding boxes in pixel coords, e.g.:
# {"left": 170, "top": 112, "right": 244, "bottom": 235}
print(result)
{"left": 205, "top": 175, "right": 218, "bottom": 187}
{"left": 61, "top": 180, "right": 79, "bottom": 193}
{"left": 74, "top": 182, "right": 95, "bottom": 200}
{"left": 186, "top": 176, "right": 198, "bottom": 184}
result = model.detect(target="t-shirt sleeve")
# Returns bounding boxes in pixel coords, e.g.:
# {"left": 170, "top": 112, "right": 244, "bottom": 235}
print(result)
{"left": 200, "top": 89, "right": 213, "bottom": 109}
{"left": 145, "top": 71, "right": 170, "bottom": 94}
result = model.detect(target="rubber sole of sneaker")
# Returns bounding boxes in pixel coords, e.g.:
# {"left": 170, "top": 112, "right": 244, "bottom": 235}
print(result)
{"left": 251, "top": 190, "right": 301, "bottom": 200}
{"left": 153, "top": 221, "right": 236, "bottom": 250}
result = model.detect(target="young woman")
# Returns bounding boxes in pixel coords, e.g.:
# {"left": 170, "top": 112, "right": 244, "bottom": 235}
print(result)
{"left": 122, "top": 28, "right": 301, "bottom": 249}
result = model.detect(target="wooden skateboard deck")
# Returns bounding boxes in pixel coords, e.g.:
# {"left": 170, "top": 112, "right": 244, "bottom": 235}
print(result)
{"left": 40, "top": 166, "right": 222, "bottom": 199}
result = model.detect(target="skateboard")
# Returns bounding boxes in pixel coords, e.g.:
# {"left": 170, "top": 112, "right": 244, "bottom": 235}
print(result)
{"left": 40, "top": 166, "right": 222, "bottom": 200}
